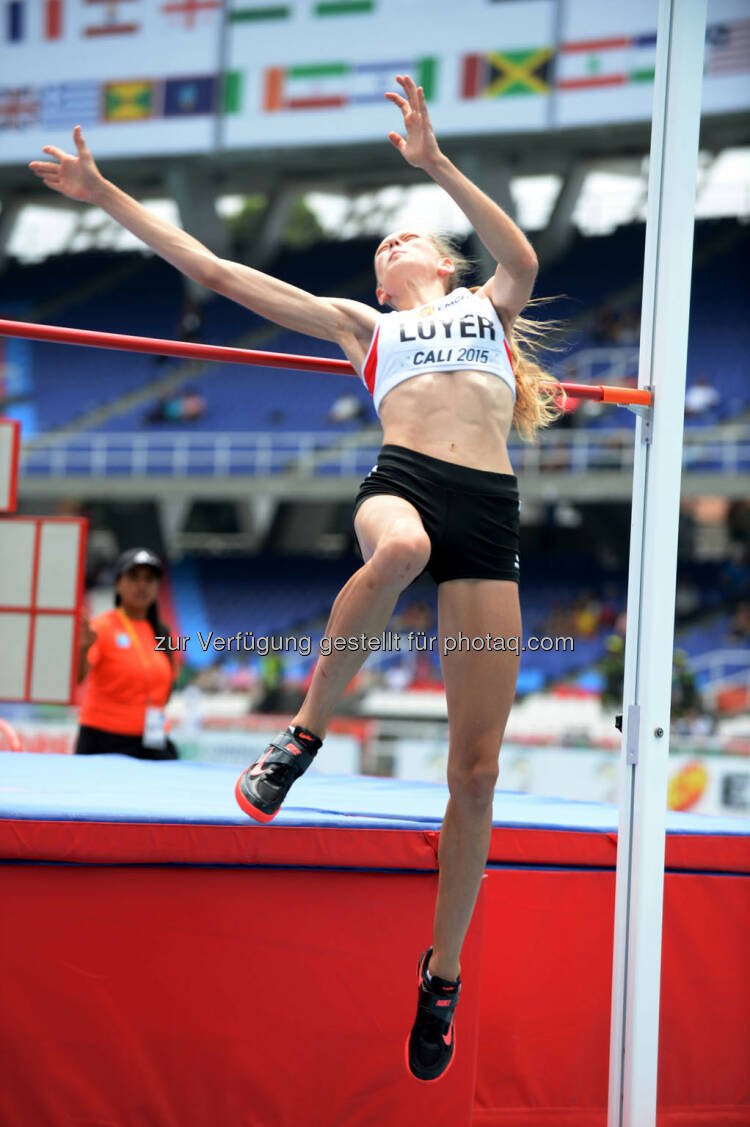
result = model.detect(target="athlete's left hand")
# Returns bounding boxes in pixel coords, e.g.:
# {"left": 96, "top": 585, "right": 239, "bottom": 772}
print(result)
{"left": 385, "top": 74, "right": 442, "bottom": 170}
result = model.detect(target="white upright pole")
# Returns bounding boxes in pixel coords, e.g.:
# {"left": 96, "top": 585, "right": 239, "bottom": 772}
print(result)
{"left": 607, "top": 3, "right": 707, "bottom": 1126}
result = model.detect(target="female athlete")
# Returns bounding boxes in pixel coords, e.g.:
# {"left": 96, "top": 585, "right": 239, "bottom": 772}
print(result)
{"left": 30, "top": 73, "right": 562, "bottom": 1084}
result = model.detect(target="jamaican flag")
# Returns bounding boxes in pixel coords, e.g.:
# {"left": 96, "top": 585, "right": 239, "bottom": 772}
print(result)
{"left": 462, "top": 48, "right": 553, "bottom": 98}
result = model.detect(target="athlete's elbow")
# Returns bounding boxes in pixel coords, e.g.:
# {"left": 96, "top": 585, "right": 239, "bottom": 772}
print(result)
{"left": 194, "top": 254, "right": 224, "bottom": 291}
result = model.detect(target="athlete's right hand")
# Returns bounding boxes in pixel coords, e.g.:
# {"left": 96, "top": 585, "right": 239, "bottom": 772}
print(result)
{"left": 28, "top": 125, "right": 103, "bottom": 204}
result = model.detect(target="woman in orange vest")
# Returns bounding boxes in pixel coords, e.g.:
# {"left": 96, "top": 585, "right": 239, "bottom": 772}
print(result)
{"left": 75, "top": 548, "right": 178, "bottom": 760}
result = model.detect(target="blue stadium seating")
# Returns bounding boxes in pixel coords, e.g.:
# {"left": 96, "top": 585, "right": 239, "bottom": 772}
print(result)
{"left": 1, "top": 220, "right": 747, "bottom": 438}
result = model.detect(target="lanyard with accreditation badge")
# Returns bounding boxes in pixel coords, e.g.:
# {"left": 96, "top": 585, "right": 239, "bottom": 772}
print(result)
{"left": 116, "top": 608, "right": 167, "bottom": 749}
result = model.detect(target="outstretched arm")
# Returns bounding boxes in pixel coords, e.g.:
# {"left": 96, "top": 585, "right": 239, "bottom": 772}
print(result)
{"left": 386, "top": 75, "right": 538, "bottom": 322}
{"left": 29, "top": 127, "right": 376, "bottom": 354}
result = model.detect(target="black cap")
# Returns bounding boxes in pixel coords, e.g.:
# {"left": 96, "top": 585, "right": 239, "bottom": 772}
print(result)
{"left": 114, "top": 547, "right": 163, "bottom": 580}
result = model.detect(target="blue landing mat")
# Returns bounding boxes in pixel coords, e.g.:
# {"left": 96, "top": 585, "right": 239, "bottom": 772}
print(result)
{"left": 1, "top": 752, "right": 748, "bottom": 837}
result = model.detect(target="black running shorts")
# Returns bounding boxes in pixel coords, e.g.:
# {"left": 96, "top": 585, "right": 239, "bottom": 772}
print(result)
{"left": 352, "top": 444, "right": 521, "bottom": 585}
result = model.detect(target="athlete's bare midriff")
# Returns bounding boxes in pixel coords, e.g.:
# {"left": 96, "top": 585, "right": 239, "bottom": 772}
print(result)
{"left": 377, "top": 367, "right": 516, "bottom": 474}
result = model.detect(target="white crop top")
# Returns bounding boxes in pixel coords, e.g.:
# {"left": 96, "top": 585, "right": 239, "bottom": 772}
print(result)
{"left": 361, "top": 287, "right": 516, "bottom": 416}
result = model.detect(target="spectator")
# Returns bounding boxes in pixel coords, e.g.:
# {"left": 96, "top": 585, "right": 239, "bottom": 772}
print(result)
{"left": 671, "top": 649, "right": 702, "bottom": 718}
{"left": 573, "top": 591, "right": 601, "bottom": 639}
{"left": 612, "top": 306, "right": 640, "bottom": 345}
{"left": 179, "top": 296, "right": 204, "bottom": 344}
{"left": 684, "top": 377, "right": 720, "bottom": 418}
{"left": 599, "top": 634, "right": 625, "bottom": 710}
{"left": 154, "top": 295, "right": 205, "bottom": 367}
{"left": 75, "top": 548, "right": 179, "bottom": 760}
{"left": 326, "top": 393, "right": 368, "bottom": 424}
{"left": 729, "top": 601, "right": 750, "bottom": 644}
{"left": 145, "top": 387, "right": 206, "bottom": 424}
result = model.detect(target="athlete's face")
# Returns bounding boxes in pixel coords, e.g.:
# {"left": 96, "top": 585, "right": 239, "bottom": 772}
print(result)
{"left": 117, "top": 565, "right": 160, "bottom": 618}
{"left": 374, "top": 230, "right": 454, "bottom": 306}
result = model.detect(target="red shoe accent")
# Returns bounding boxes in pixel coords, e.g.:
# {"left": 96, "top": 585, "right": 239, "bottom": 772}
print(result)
{"left": 234, "top": 775, "right": 279, "bottom": 824}
{"left": 248, "top": 749, "right": 274, "bottom": 778}
{"left": 284, "top": 742, "right": 302, "bottom": 755}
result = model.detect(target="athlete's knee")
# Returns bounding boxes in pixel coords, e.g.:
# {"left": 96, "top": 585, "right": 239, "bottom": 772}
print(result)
{"left": 446, "top": 759, "right": 499, "bottom": 807}
{"left": 369, "top": 525, "right": 431, "bottom": 586}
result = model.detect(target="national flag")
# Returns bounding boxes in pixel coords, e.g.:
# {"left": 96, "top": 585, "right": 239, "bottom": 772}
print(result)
{"left": 103, "top": 80, "right": 155, "bottom": 121}
{"left": 44, "top": 0, "right": 63, "bottom": 39}
{"left": 161, "top": 0, "right": 221, "bottom": 30}
{"left": 42, "top": 82, "right": 99, "bottom": 129}
{"left": 6, "top": 0, "right": 25, "bottom": 42}
{"left": 264, "top": 58, "right": 436, "bottom": 112}
{"left": 0, "top": 86, "right": 41, "bottom": 129}
{"left": 83, "top": 0, "right": 140, "bottom": 38}
{"left": 704, "top": 19, "right": 750, "bottom": 76}
{"left": 229, "top": 2, "right": 291, "bottom": 22}
{"left": 461, "top": 48, "right": 552, "bottom": 98}
{"left": 164, "top": 75, "right": 216, "bottom": 116}
{"left": 557, "top": 33, "right": 657, "bottom": 90}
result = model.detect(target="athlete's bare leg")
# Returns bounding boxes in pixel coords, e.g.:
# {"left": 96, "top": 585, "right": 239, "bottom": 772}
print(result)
{"left": 427, "top": 577, "right": 521, "bottom": 981}
{"left": 291, "top": 494, "right": 431, "bottom": 738}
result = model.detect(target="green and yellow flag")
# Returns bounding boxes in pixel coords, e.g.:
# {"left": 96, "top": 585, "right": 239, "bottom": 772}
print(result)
{"left": 462, "top": 49, "right": 553, "bottom": 98}
{"left": 104, "top": 81, "right": 156, "bottom": 121}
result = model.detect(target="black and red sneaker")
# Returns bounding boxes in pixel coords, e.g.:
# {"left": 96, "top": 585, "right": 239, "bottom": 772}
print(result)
{"left": 235, "top": 725, "right": 322, "bottom": 824}
{"left": 405, "top": 946, "right": 461, "bottom": 1083}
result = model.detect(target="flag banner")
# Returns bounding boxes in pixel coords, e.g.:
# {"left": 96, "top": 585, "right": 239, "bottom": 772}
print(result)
{"left": 161, "top": 0, "right": 222, "bottom": 30}
{"left": 83, "top": 0, "right": 140, "bottom": 38}
{"left": 163, "top": 75, "right": 217, "bottom": 115}
{"left": 44, "top": 0, "right": 63, "bottom": 39}
{"left": 264, "top": 57, "right": 436, "bottom": 111}
{"left": 103, "top": 80, "right": 156, "bottom": 121}
{"left": 557, "top": 32, "right": 657, "bottom": 90}
{"left": 705, "top": 18, "right": 750, "bottom": 76}
{"left": 1, "top": 0, "right": 747, "bottom": 161}
{"left": 6, "top": 0, "right": 25, "bottom": 42}
{"left": 0, "top": 86, "right": 41, "bottom": 129}
{"left": 229, "top": 3, "right": 291, "bottom": 21}
{"left": 313, "top": 1, "right": 375, "bottom": 15}
{"left": 222, "top": 70, "right": 243, "bottom": 113}
{"left": 42, "top": 82, "right": 100, "bottom": 129}
{"left": 461, "top": 48, "right": 553, "bottom": 98}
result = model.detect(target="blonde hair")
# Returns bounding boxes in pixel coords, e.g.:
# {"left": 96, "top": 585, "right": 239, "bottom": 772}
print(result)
{"left": 425, "top": 232, "right": 567, "bottom": 443}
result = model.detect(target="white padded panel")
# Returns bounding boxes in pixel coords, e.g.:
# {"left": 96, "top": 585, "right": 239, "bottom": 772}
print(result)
{"left": 0, "top": 612, "right": 30, "bottom": 698}
{"left": 30, "top": 614, "right": 75, "bottom": 703}
{"left": 0, "top": 520, "right": 35, "bottom": 608}
{"left": 0, "top": 419, "right": 17, "bottom": 513}
{"left": 37, "top": 523, "right": 81, "bottom": 610}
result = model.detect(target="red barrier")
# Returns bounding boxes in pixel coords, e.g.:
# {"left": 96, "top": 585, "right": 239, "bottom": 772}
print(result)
{"left": 0, "top": 318, "right": 652, "bottom": 408}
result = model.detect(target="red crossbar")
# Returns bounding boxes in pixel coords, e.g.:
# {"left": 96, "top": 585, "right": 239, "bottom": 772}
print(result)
{"left": 0, "top": 318, "right": 653, "bottom": 407}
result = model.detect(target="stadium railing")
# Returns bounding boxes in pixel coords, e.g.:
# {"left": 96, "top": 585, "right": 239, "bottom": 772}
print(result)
{"left": 18, "top": 424, "right": 750, "bottom": 478}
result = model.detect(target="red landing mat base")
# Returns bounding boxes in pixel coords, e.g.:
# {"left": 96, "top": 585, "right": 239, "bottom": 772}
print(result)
{"left": 0, "top": 864, "right": 486, "bottom": 1127}
{"left": 1, "top": 754, "right": 748, "bottom": 1126}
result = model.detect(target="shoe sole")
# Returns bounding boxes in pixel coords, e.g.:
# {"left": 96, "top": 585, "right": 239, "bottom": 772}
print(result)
{"left": 234, "top": 775, "right": 278, "bottom": 824}
{"left": 404, "top": 1027, "right": 456, "bottom": 1084}
{"left": 404, "top": 948, "right": 457, "bottom": 1083}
